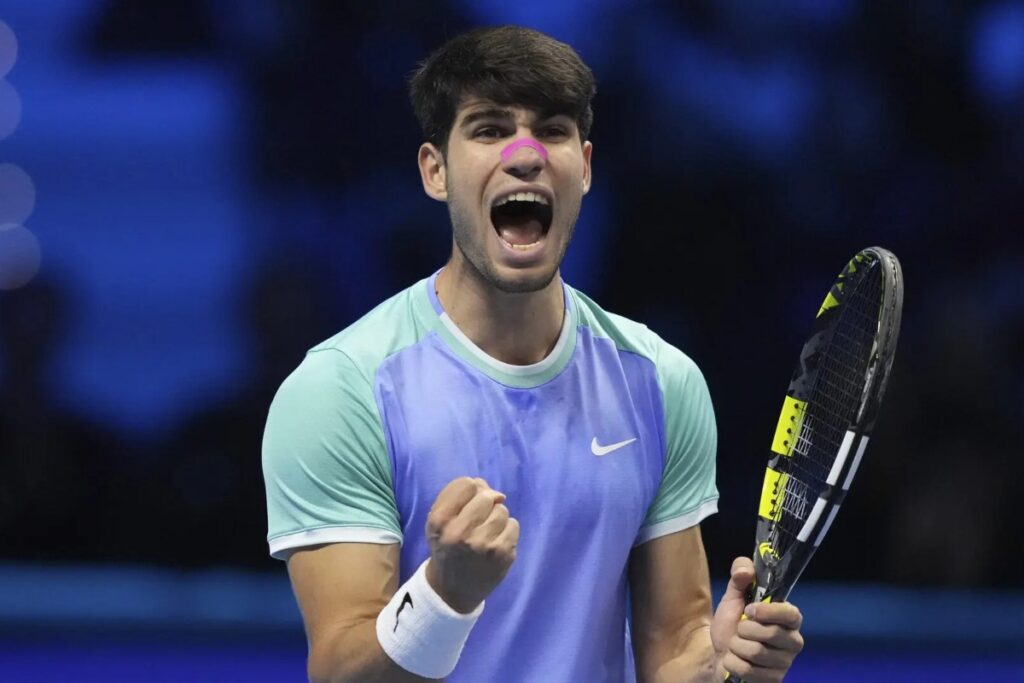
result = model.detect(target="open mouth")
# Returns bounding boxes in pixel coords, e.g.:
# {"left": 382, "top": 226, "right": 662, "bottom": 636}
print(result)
{"left": 490, "top": 191, "right": 554, "bottom": 250}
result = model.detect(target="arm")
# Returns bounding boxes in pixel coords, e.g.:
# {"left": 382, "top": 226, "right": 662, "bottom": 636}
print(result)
{"left": 629, "top": 528, "right": 805, "bottom": 683}
{"left": 286, "top": 478, "right": 518, "bottom": 683}
{"left": 629, "top": 525, "right": 717, "bottom": 683}
{"left": 288, "top": 542, "right": 436, "bottom": 683}
{"left": 265, "top": 350, "right": 433, "bottom": 682}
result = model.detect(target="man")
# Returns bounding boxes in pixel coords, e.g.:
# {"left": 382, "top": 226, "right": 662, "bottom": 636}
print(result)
{"left": 263, "top": 26, "right": 805, "bottom": 683}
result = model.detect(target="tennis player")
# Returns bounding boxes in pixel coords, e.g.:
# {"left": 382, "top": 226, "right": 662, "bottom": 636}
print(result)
{"left": 263, "top": 26, "right": 805, "bottom": 683}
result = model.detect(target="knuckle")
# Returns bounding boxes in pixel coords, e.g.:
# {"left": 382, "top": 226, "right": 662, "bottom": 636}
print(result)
{"left": 487, "top": 536, "right": 516, "bottom": 561}
{"left": 442, "top": 477, "right": 468, "bottom": 495}
{"left": 724, "top": 653, "right": 751, "bottom": 679}
{"left": 426, "top": 510, "right": 448, "bottom": 532}
{"left": 736, "top": 620, "right": 756, "bottom": 639}
{"left": 748, "top": 643, "right": 767, "bottom": 662}
{"left": 440, "top": 523, "right": 467, "bottom": 547}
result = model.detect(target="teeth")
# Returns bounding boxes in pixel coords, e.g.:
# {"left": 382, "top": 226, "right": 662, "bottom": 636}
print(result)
{"left": 501, "top": 237, "right": 543, "bottom": 250}
{"left": 494, "top": 191, "right": 550, "bottom": 207}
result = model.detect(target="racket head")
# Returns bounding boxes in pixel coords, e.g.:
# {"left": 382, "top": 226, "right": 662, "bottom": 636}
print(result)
{"left": 751, "top": 246, "right": 903, "bottom": 603}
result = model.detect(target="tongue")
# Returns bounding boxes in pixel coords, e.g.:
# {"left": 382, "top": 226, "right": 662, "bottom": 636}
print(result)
{"left": 496, "top": 217, "right": 544, "bottom": 246}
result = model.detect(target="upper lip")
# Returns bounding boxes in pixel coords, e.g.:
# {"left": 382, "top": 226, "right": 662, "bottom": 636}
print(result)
{"left": 489, "top": 185, "right": 554, "bottom": 208}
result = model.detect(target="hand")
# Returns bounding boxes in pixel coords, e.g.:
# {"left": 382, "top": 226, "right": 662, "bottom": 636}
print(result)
{"left": 424, "top": 477, "right": 520, "bottom": 614}
{"left": 711, "top": 557, "right": 805, "bottom": 683}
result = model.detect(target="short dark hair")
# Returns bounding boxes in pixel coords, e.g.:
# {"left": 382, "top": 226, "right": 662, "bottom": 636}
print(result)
{"left": 408, "top": 26, "right": 596, "bottom": 152}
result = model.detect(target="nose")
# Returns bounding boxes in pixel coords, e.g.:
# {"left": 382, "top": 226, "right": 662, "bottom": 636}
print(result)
{"left": 500, "top": 138, "right": 547, "bottom": 178}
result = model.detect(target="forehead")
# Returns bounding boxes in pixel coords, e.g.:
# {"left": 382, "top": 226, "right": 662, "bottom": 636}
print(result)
{"left": 454, "top": 97, "right": 570, "bottom": 123}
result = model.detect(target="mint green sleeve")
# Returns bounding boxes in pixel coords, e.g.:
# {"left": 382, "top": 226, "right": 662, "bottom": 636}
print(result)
{"left": 636, "top": 346, "right": 719, "bottom": 544}
{"left": 262, "top": 348, "right": 401, "bottom": 559}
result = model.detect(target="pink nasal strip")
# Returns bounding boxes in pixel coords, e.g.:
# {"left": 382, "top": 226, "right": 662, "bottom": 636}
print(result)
{"left": 501, "top": 138, "right": 548, "bottom": 163}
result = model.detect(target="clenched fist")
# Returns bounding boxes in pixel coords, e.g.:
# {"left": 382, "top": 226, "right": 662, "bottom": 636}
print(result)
{"left": 424, "top": 477, "right": 520, "bottom": 614}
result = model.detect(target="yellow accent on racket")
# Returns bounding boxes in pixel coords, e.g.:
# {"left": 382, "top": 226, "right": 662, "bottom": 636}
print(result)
{"left": 758, "top": 542, "right": 778, "bottom": 562}
{"left": 759, "top": 467, "right": 788, "bottom": 521}
{"left": 817, "top": 290, "right": 840, "bottom": 317}
{"left": 770, "top": 396, "right": 807, "bottom": 457}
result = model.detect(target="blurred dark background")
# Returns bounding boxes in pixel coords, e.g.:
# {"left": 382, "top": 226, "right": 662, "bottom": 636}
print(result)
{"left": 1, "top": 0, "right": 1023, "bottom": 680}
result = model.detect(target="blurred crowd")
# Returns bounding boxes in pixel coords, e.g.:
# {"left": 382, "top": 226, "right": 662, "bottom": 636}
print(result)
{"left": 1, "top": 1, "right": 1021, "bottom": 587}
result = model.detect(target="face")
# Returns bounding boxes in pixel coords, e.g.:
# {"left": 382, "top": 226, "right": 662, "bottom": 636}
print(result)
{"left": 418, "top": 98, "right": 593, "bottom": 294}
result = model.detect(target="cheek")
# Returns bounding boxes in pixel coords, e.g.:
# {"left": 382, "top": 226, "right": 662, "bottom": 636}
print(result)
{"left": 447, "top": 188, "right": 489, "bottom": 238}
{"left": 446, "top": 166, "right": 487, "bottom": 203}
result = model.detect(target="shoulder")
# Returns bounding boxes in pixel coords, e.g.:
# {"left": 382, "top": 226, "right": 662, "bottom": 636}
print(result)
{"left": 299, "top": 277, "right": 437, "bottom": 382}
{"left": 568, "top": 286, "right": 704, "bottom": 388}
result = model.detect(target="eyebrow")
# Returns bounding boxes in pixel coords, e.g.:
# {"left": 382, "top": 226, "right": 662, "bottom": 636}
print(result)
{"left": 458, "top": 108, "right": 515, "bottom": 130}
{"left": 458, "top": 108, "right": 574, "bottom": 132}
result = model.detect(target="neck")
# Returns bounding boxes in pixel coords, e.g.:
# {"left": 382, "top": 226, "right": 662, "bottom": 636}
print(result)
{"left": 435, "top": 261, "right": 565, "bottom": 366}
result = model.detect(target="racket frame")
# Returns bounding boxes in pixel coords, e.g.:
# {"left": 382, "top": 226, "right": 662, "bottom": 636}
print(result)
{"left": 749, "top": 246, "right": 903, "bottom": 604}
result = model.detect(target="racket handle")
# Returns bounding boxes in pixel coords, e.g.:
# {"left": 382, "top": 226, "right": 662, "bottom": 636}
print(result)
{"left": 722, "top": 575, "right": 758, "bottom": 681}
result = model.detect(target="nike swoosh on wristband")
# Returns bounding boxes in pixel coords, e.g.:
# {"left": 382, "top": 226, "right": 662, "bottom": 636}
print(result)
{"left": 591, "top": 437, "right": 637, "bottom": 456}
{"left": 394, "top": 592, "right": 413, "bottom": 632}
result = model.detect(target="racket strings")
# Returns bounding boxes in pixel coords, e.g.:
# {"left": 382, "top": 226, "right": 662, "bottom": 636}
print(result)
{"left": 769, "top": 264, "right": 883, "bottom": 554}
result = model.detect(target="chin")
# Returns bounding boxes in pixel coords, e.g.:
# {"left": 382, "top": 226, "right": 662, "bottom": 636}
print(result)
{"left": 481, "top": 262, "right": 560, "bottom": 294}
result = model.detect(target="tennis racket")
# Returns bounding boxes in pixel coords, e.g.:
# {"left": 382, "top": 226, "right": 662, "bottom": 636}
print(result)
{"left": 725, "top": 246, "right": 903, "bottom": 683}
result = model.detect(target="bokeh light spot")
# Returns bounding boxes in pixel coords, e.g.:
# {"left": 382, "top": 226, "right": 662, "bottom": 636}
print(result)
{"left": 970, "top": 2, "right": 1024, "bottom": 104}
{"left": 0, "top": 21, "right": 16, "bottom": 78}
{"left": 0, "top": 223, "right": 41, "bottom": 290}
{"left": 0, "top": 78, "right": 22, "bottom": 141}
{"left": 0, "top": 163, "right": 36, "bottom": 224}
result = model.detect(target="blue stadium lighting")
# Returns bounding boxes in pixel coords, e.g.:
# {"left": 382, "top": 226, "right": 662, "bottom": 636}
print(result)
{"left": 970, "top": 1, "right": 1024, "bottom": 104}
{"left": 0, "top": 20, "right": 16, "bottom": 78}
{"left": 0, "top": 223, "right": 41, "bottom": 290}
{"left": 0, "top": 77, "right": 20, "bottom": 141}
{"left": 0, "top": 162, "right": 35, "bottom": 225}
{"left": 455, "top": 0, "right": 631, "bottom": 57}
{"left": 0, "top": 20, "right": 37, "bottom": 290}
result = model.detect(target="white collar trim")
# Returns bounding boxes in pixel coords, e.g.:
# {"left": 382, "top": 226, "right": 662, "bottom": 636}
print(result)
{"left": 438, "top": 309, "right": 572, "bottom": 377}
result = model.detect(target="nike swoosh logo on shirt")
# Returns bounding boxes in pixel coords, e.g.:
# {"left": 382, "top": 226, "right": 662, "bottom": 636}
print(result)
{"left": 591, "top": 437, "right": 637, "bottom": 456}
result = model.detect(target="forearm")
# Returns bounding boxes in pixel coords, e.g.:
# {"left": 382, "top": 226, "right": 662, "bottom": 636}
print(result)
{"left": 309, "top": 618, "right": 439, "bottom": 683}
{"left": 635, "top": 622, "right": 719, "bottom": 683}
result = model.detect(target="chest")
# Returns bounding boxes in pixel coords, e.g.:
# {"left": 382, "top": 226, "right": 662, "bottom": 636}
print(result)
{"left": 375, "top": 340, "right": 667, "bottom": 552}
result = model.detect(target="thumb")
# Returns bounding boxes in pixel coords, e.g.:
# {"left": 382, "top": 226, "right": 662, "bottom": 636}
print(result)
{"left": 711, "top": 556, "right": 755, "bottom": 649}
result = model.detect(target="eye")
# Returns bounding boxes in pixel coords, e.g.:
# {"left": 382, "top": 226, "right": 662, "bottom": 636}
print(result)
{"left": 538, "top": 125, "right": 569, "bottom": 140}
{"left": 474, "top": 126, "right": 506, "bottom": 140}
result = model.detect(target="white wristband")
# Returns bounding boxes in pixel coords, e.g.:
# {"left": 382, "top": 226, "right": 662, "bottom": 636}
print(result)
{"left": 375, "top": 559, "right": 484, "bottom": 679}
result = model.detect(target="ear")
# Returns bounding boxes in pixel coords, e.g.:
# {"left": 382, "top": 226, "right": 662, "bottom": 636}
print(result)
{"left": 581, "top": 140, "right": 593, "bottom": 195}
{"left": 418, "top": 142, "right": 447, "bottom": 202}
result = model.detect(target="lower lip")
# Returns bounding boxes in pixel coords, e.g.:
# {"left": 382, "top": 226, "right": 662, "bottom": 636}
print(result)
{"left": 493, "top": 228, "right": 548, "bottom": 261}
